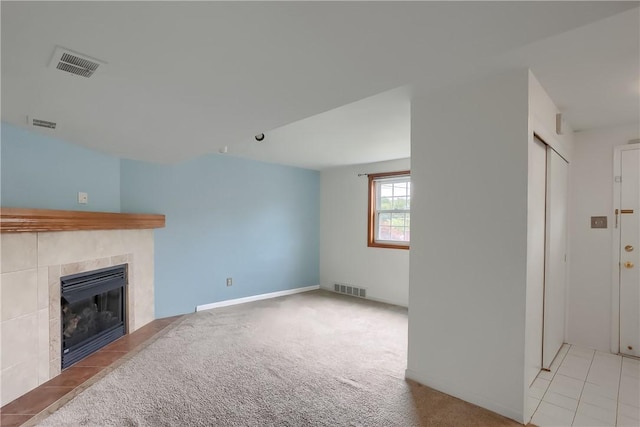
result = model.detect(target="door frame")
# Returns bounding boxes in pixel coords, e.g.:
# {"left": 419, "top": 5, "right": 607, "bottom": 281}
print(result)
{"left": 610, "top": 144, "right": 639, "bottom": 354}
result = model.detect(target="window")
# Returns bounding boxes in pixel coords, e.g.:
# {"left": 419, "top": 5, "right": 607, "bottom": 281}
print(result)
{"left": 368, "top": 171, "right": 410, "bottom": 249}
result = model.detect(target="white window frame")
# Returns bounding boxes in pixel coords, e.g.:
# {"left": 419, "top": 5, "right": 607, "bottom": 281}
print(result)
{"left": 368, "top": 171, "right": 410, "bottom": 249}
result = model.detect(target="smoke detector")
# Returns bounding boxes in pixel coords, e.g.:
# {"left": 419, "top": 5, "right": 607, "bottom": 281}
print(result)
{"left": 27, "top": 115, "right": 56, "bottom": 130}
{"left": 48, "top": 46, "right": 106, "bottom": 78}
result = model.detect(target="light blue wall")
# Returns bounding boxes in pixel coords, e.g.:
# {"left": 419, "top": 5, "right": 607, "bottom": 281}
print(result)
{"left": 1, "top": 121, "right": 320, "bottom": 317}
{"left": 121, "top": 155, "right": 320, "bottom": 317}
{"left": 1, "top": 122, "right": 121, "bottom": 211}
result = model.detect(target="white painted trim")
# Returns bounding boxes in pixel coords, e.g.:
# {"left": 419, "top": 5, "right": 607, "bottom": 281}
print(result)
{"left": 195, "top": 285, "right": 320, "bottom": 312}
{"left": 405, "top": 369, "right": 523, "bottom": 424}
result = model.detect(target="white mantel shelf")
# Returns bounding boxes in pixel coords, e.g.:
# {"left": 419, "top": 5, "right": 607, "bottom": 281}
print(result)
{"left": 0, "top": 207, "right": 165, "bottom": 233}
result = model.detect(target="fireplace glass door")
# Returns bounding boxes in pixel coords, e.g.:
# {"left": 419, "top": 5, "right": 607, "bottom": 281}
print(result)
{"left": 61, "top": 265, "right": 127, "bottom": 369}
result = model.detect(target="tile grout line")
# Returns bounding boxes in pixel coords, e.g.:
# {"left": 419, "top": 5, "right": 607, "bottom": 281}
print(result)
{"left": 569, "top": 347, "right": 595, "bottom": 426}
{"left": 615, "top": 356, "right": 623, "bottom": 427}
{"left": 544, "top": 344, "right": 571, "bottom": 385}
{"left": 531, "top": 344, "right": 571, "bottom": 423}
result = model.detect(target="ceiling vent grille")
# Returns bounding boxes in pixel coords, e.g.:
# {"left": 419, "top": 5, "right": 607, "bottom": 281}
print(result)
{"left": 28, "top": 116, "right": 57, "bottom": 129}
{"left": 49, "top": 46, "right": 105, "bottom": 78}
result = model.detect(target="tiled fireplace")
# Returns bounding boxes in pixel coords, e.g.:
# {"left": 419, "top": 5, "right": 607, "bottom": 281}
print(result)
{"left": 0, "top": 229, "right": 156, "bottom": 406}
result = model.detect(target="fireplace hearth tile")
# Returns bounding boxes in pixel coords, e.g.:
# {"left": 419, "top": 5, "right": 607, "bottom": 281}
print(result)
{"left": 103, "top": 330, "right": 156, "bottom": 352}
{"left": 41, "top": 366, "right": 102, "bottom": 388}
{"left": 0, "top": 414, "right": 32, "bottom": 427}
{"left": 73, "top": 350, "right": 127, "bottom": 368}
{"left": 0, "top": 385, "right": 72, "bottom": 415}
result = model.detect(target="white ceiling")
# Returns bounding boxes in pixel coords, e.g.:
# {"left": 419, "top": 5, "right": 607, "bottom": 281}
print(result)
{"left": 1, "top": 2, "right": 638, "bottom": 170}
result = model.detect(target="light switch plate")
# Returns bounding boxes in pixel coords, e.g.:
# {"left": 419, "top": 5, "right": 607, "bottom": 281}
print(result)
{"left": 78, "top": 192, "right": 88, "bottom": 204}
{"left": 591, "top": 216, "right": 607, "bottom": 229}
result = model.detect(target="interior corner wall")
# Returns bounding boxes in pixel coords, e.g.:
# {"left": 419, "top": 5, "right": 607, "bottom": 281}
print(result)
{"left": 567, "top": 123, "right": 640, "bottom": 352}
{"left": 0, "top": 122, "right": 121, "bottom": 212}
{"left": 120, "top": 155, "right": 320, "bottom": 318}
{"left": 407, "top": 70, "right": 529, "bottom": 423}
{"left": 320, "top": 158, "right": 410, "bottom": 307}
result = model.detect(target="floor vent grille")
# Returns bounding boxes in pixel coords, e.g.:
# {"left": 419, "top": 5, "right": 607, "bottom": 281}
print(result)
{"left": 333, "top": 283, "right": 366, "bottom": 299}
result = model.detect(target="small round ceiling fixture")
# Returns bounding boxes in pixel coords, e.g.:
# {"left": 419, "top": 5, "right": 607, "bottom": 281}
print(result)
{"left": 255, "top": 133, "right": 265, "bottom": 142}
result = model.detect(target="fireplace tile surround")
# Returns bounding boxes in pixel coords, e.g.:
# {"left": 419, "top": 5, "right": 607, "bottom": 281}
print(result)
{"left": 1, "top": 229, "right": 156, "bottom": 406}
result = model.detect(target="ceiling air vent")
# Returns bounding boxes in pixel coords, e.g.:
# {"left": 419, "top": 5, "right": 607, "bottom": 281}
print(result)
{"left": 27, "top": 116, "right": 57, "bottom": 129}
{"left": 49, "top": 46, "right": 105, "bottom": 78}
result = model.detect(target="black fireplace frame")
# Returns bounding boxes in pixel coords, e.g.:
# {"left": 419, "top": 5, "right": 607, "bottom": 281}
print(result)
{"left": 61, "top": 264, "right": 127, "bottom": 369}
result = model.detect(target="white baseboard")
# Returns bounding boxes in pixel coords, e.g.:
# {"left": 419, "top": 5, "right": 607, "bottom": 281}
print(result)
{"left": 404, "top": 368, "right": 524, "bottom": 424}
{"left": 195, "top": 285, "right": 320, "bottom": 312}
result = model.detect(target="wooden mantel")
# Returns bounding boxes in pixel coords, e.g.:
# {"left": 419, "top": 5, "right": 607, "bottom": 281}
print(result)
{"left": 0, "top": 208, "right": 165, "bottom": 233}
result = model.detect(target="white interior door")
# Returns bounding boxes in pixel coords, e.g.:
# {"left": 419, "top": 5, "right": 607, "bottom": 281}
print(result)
{"left": 543, "top": 148, "right": 568, "bottom": 369}
{"left": 526, "top": 136, "right": 547, "bottom": 385}
{"left": 620, "top": 147, "right": 640, "bottom": 357}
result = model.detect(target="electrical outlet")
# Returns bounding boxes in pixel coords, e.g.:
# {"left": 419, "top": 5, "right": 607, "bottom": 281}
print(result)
{"left": 226, "top": 277, "right": 233, "bottom": 287}
{"left": 78, "top": 192, "right": 88, "bottom": 204}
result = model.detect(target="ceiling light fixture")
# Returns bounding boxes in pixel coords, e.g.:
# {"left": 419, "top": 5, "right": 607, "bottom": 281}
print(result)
{"left": 255, "top": 133, "right": 265, "bottom": 142}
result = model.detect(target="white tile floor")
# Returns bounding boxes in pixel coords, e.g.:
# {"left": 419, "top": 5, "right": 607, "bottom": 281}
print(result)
{"left": 529, "top": 344, "right": 640, "bottom": 426}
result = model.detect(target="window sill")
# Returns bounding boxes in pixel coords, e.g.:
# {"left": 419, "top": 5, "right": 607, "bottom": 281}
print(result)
{"left": 368, "top": 242, "right": 410, "bottom": 250}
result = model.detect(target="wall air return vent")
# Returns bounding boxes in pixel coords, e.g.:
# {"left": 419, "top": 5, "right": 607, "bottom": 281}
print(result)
{"left": 49, "top": 46, "right": 105, "bottom": 78}
{"left": 27, "top": 116, "right": 56, "bottom": 129}
{"left": 333, "top": 283, "right": 367, "bottom": 299}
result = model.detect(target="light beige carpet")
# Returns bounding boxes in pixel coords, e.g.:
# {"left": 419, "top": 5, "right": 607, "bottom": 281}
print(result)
{"left": 38, "top": 290, "right": 520, "bottom": 426}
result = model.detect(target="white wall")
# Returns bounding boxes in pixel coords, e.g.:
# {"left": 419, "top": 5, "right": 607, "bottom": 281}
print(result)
{"left": 528, "top": 73, "right": 573, "bottom": 160}
{"left": 320, "top": 158, "right": 410, "bottom": 307}
{"left": 567, "top": 124, "right": 639, "bottom": 352}
{"left": 407, "top": 70, "right": 529, "bottom": 423}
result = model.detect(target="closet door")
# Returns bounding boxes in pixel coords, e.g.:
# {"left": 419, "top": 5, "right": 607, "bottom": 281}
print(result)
{"left": 543, "top": 148, "right": 569, "bottom": 368}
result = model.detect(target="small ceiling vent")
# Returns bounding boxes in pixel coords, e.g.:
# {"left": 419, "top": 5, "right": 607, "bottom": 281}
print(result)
{"left": 49, "top": 46, "right": 105, "bottom": 78}
{"left": 27, "top": 116, "right": 56, "bottom": 129}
